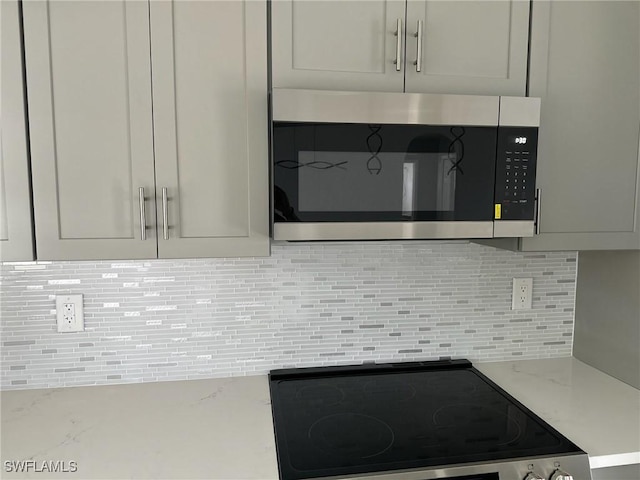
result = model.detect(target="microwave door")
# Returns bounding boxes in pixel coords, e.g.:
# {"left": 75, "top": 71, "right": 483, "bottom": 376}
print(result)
{"left": 272, "top": 123, "right": 497, "bottom": 241}
{"left": 271, "top": 94, "right": 508, "bottom": 241}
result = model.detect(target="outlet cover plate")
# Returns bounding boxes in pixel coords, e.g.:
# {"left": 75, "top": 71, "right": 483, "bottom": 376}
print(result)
{"left": 56, "top": 294, "right": 84, "bottom": 333}
{"left": 512, "top": 278, "right": 533, "bottom": 310}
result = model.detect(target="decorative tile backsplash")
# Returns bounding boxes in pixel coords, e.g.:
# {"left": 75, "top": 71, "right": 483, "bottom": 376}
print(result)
{"left": 1, "top": 242, "right": 577, "bottom": 390}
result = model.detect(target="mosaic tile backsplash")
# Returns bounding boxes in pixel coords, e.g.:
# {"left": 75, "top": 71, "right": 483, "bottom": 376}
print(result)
{"left": 1, "top": 242, "right": 577, "bottom": 390}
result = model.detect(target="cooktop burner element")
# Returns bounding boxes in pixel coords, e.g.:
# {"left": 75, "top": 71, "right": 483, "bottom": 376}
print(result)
{"left": 309, "top": 413, "right": 395, "bottom": 458}
{"left": 269, "top": 360, "right": 591, "bottom": 480}
{"left": 431, "top": 403, "right": 523, "bottom": 446}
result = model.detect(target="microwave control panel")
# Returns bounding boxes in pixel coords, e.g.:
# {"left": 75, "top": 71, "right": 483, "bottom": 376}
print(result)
{"left": 494, "top": 127, "right": 538, "bottom": 220}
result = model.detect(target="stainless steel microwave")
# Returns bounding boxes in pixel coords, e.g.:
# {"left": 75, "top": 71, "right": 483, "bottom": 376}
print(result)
{"left": 271, "top": 89, "right": 540, "bottom": 241}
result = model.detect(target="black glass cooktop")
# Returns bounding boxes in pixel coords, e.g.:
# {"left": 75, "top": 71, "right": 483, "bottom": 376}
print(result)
{"left": 269, "top": 360, "right": 583, "bottom": 480}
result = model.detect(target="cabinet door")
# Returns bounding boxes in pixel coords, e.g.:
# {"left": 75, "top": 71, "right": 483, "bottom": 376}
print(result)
{"left": 271, "top": 0, "right": 406, "bottom": 92}
{"left": 404, "top": 0, "right": 530, "bottom": 96}
{"left": 150, "top": 0, "right": 269, "bottom": 258}
{"left": 23, "top": 0, "right": 157, "bottom": 260}
{"left": 1, "top": 0, "right": 35, "bottom": 261}
{"left": 521, "top": 1, "right": 640, "bottom": 251}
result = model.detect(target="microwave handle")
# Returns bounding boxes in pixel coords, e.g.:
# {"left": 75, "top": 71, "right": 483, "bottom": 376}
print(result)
{"left": 394, "top": 18, "right": 402, "bottom": 72}
{"left": 534, "top": 188, "right": 542, "bottom": 235}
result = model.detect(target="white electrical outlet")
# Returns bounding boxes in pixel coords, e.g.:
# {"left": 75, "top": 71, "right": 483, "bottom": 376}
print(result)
{"left": 511, "top": 278, "right": 533, "bottom": 310}
{"left": 56, "top": 294, "right": 84, "bottom": 333}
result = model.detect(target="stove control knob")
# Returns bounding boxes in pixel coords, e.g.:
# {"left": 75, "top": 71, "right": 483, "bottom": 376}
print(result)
{"left": 549, "top": 469, "right": 573, "bottom": 480}
{"left": 523, "top": 472, "right": 544, "bottom": 480}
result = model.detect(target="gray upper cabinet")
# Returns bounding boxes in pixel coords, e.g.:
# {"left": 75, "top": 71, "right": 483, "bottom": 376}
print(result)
{"left": 519, "top": 1, "right": 640, "bottom": 251}
{"left": 150, "top": 0, "right": 269, "bottom": 259}
{"left": 23, "top": 0, "right": 269, "bottom": 261}
{"left": 271, "top": 0, "right": 530, "bottom": 96}
{"left": 404, "top": 0, "right": 530, "bottom": 96}
{"left": 1, "top": 0, "right": 34, "bottom": 261}
{"left": 271, "top": 0, "right": 406, "bottom": 92}
{"left": 23, "top": 0, "right": 157, "bottom": 260}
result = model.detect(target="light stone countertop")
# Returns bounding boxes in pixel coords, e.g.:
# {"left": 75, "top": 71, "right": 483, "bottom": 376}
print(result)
{"left": 1, "top": 357, "right": 638, "bottom": 479}
{"left": 0, "top": 375, "right": 279, "bottom": 479}
{"left": 476, "top": 357, "right": 640, "bottom": 471}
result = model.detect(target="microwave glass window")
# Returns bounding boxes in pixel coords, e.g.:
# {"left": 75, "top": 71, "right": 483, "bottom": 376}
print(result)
{"left": 273, "top": 123, "right": 497, "bottom": 222}
{"left": 297, "top": 152, "right": 457, "bottom": 215}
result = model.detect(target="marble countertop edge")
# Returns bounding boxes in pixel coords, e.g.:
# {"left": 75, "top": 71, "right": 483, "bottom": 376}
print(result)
{"left": 589, "top": 452, "right": 640, "bottom": 470}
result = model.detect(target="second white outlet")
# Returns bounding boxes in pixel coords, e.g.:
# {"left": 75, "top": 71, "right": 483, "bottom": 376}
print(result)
{"left": 56, "top": 294, "right": 84, "bottom": 333}
{"left": 512, "top": 278, "right": 533, "bottom": 310}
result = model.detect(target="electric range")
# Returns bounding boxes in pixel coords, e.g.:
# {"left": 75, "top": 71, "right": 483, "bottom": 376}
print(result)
{"left": 269, "top": 360, "right": 591, "bottom": 480}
